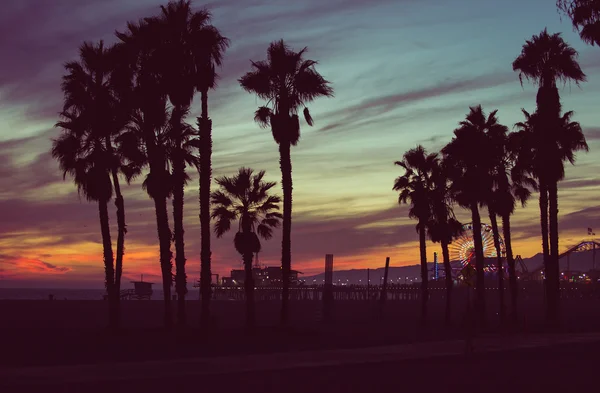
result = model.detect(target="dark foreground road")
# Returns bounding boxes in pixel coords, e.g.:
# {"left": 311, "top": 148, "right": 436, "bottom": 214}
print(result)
{"left": 2, "top": 333, "right": 599, "bottom": 393}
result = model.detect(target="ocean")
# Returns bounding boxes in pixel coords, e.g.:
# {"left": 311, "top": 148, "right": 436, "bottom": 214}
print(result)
{"left": 0, "top": 288, "right": 181, "bottom": 300}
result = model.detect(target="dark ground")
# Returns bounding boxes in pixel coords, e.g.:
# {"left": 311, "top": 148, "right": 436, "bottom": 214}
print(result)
{"left": 2, "top": 288, "right": 600, "bottom": 367}
{"left": 2, "top": 339, "right": 599, "bottom": 393}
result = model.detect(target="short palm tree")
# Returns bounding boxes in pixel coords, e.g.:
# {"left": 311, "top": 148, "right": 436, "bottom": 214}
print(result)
{"left": 211, "top": 168, "right": 283, "bottom": 329}
{"left": 427, "top": 158, "right": 463, "bottom": 326}
{"left": 513, "top": 29, "right": 586, "bottom": 323}
{"left": 442, "top": 105, "right": 497, "bottom": 326}
{"left": 394, "top": 145, "right": 437, "bottom": 325}
{"left": 239, "top": 40, "right": 333, "bottom": 325}
{"left": 557, "top": 0, "right": 600, "bottom": 46}
{"left": 59, "top": 40, "right": 130, "bottom": 329}
{"left": 53, "top": 111, "right": 117, "bottom": 329}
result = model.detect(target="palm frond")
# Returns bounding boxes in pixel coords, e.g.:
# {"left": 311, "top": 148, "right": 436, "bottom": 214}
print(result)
{"left": 254, "top": 106, "right": 272, "bottom": 128}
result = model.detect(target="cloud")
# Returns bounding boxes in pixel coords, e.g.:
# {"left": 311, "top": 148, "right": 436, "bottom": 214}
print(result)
{"left": 0, "top": 254, "right": 71, "bottom": 275}
{"left": 584, "top": 127, "right": 600, "bottom": 141}
{"left": 510, "top": 205, "right": 600, "bottom": 244}
{"left": 316, "top": 72, "right": 518, "bottom": 134}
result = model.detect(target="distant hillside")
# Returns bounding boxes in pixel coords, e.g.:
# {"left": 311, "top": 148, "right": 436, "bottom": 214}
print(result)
{"left": 302, "top": 249, "right": 598, "bottom": 284}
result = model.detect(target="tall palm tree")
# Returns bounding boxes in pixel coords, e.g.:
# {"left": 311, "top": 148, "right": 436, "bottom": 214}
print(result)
{"left": 487, "top": 121, "right": 537, "bottom": 323}
{"left": 557, "top": 0, "right": 600, "bottom": 46}
{"left": 513, "top": 108, "right": 588, "bottom": 318}
{"left": 143, "top": 0, "right": 228, "bottom": 327}
{"left": 53, "top": 112, "right": 117, "bottom": 329}
{"left": 483, "top": 113, "right": 512, "bottom": 324}
{"left": 442, "top": 105, "right": 497, "bottom": 326}
{"left": 118, "top": 98, "right": 199, "bottom": 331}
{"left": 513, "top": 29, "right": 586, "bottom": 323}
{"left": 59, "top": 41, "right": 130, "bottom": 328}
{"left": 166, "top": 108, "right": 200, "bottom": 327}
{"left": 116, "top": 18, "right": 176, "bottom": 329}
{"left": 211, "top": 168, "right": 282, "bottom": 329}
{"left": 394, "top": 145, "right": 437, "bottom": 325}
{"left": 239, "top": 40, "right": 333, "bottom": 325}
{"left": 427, "top": 158, "right": 463, "bottom": 325}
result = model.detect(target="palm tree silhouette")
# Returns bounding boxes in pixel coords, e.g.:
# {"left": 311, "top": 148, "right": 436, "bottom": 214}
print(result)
{"left": 195, "top": 25, "right": 229, "bottom": 329}
{"left": 442, "top": 105, "right": 497, "bottom": 326}
{"left": 147, "top": 0, "right": 227, "bottom": 327}
{"left": 486, "top": 118, "right": 537, "bottom": 323}
{"left": 513, "top": 108, "right": 588, "bottom": 321}
{"left": 57, "top": 40, "right": 131, "bottom": 329}
{"left": 394, "top": 145, "right": 437, "bottom": 325}
{"left": 53, "top": 111, "right": 117, "bottom": 329}
{"left": 116, "top": 18, "right": 177, "bottom": 329}
{"left": 166, "top": 108, "right": 201, "bottom": 326}
{"left": 155, "top": 1, "right": 231, "bottom": 328}
{"left": 557, "top": 1, "right": 600, "bottom": 46}
{"left": 481, "top": 111, "right": 511, "bottom": 324}
{"left": 239, "top": 40, "right": 333, "bottom": 325}
{"left": 427, "top": 158, "right": 463, "bottom": 326}
{"left": 211, "top": 168, "right": 282, "bottom": 329}
{"left": 513, "top": 29, "right": 586, "bottom": 323}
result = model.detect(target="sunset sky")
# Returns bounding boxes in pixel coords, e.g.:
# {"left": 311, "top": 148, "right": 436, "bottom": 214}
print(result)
{"left": 1, "top": 0, "right": 599, "bottom": 289}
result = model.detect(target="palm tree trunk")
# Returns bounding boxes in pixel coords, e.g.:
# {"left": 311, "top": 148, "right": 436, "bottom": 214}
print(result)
{"left": 243, "top": 251, "right": 256, "bottom": 330}
{"left": 548, "top": 180, "right": 560, "bottom": 325}
{"left": 471, "top": 202, "right": 486, "bottom": 328}
{"left": 154, "top": 195, "right": 173, "bottom": 330}
{"left": 502, "top": 213, "right": 518, "bottom": 324}
{"left": 418, "top": 221, "right": 428, "bottom": 326}
{"left": 110, "top": 169, "right": 125, "bottom": 330}
{"left": 539, "top": 179, "right": 552, "bottom": 321}
{"left": 488, "top": 209, "right": 505, "bottom": 325}
{"left": 442, "top": 240, "right": 452, "bottom": 326}
{"left": 98, "top": 198, "right": 116, "bottom": 330}
{"left": 279, "top": 141, "right": 293, "bottom": 326}
{"left": 105, "top": 137, "right": 125, "bottom": 329}
{"left": 198, "top": 90, "right": 213, "bottom": 328}
{"left": 172, "top": 155, "right": 187, "bottom": 327}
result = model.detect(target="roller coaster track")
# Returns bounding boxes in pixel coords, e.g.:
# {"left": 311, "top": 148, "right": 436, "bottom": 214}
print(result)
{"left": 519, "top": 240, "right": 599, "bottom": 280}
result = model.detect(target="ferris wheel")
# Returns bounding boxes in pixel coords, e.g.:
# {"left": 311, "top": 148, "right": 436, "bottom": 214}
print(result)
{"left": 450, "top": 222, "right": 505, "bottom": 271}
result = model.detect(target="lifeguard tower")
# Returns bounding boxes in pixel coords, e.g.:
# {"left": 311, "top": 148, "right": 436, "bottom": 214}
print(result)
{"left": 120, "top": 275, "right": 154, "bottom": 300}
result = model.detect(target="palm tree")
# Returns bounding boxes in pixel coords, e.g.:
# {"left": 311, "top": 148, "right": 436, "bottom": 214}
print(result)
{"left": 59, "top": 41, "right": 131, "bottom": 329}
{"left": 486, "top": 199, "right": 506, "bottom": 322}
{"left": 483, "top": 114, "right": 512, "bottom": 324}
{"left": 53, "top": 111, "right": 117, "bottom": 329}
{"left": 394, "top": 145, "right": 437, "bottom": 325}
{"left": 557, "top": 1, "right": 600, "bottom": 46}
{"left": 166, "top": 108, "right": 200, "bottom": 327}
{"left": 442, "top": 105, "right": 497, "bottom": 326}
{"left": 427, "top": 158, "right": 463, "bottom": 325}
{"left": 211, "top": 168, "right": 282, "bottom": 329}
{"left": 513, "top": 109, "right": 588, "bottom": 314}
{"left": 487, "top": 121, "right": 537, "bottom": 323}
{"left": 116, "top": 18, "right": 176, "bottom": 329}
{"left": 513, "top": 29, "right": 586, "bottom": 323}
{"left": 138, "top": 0, "right": 228, "bottom": 327}
{"left": 239, "top": 40, "right": 333, "bottom": 325}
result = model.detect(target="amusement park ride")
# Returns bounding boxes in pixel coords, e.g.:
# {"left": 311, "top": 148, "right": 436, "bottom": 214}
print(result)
{"left": 430, "top": 222, "right": 599, "bottom": 284}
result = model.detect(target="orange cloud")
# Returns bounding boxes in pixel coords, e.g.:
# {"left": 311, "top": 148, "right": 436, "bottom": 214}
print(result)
{"left": 0, "top": 255, "right": 71, "bottom": 276}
